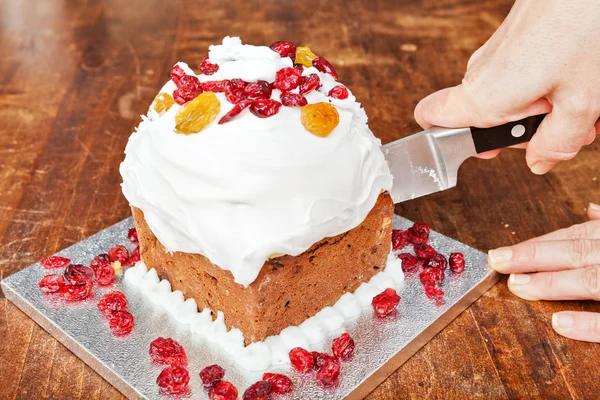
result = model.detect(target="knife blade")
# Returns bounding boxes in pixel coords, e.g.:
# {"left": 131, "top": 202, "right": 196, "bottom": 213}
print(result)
{"left": 383, "top": 114, "right": 546, "bottom": 203}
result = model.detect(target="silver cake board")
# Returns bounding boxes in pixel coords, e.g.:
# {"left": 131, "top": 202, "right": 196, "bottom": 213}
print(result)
{"left": 1, "top": 215, "right": 498, "bottom": 399}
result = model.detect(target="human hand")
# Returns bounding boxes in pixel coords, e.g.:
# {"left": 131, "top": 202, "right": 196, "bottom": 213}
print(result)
{"left": 489, "top": 203, "right": 600, "bottom": 342}
{"left": 414, "top": 0, "right": 600, "bottom": 173}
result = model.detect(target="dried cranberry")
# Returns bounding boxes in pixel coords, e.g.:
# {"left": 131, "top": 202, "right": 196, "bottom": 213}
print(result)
{"left": 38, "top": 274, "right": 66, "bottom": 293}
{"left": 242, "top": 381, "right": 272, "bottom": 400}
{"left": 108, "top": 310, "right": 134, "bottom": 335}
{"left": 201, "top": 79, "right": 231, "bottom": 93}
{"left": 128, "top": 246, "right": 140, "bottom": 265}
{"left": 224, "top": 79, "right": 247, "bottom": 104}
{"left": 272, "top": 67, "right": 302, "bottom": 92}
{"left": 173, "top": 75, "right": 203, "bottom": 104}
{"left": 289, "top": 347, "right": 314, "bottom": 373}
{"left": 243, "top": 80, "right": 272, "bottom": 100}
{"left": 90, "top": 254, "right": 111, "bottom": 275}
{"left": 157, "top": 365, "right": 190, "bottom": 395}
{"left": 209, "top": 381, "right": 238, "bottom": 400}
{"left": 200, "top": 364, "right": 225, "bottom": 387}
{"left": 398, "top": 253, "right": 420, "bottom": 272}
{"left": 328, "top": 85, "right": 348, "bottom": 99}
{"left": 331, "top": 332, "right": 355, "bottom": 360}
{"left": 249, "top": 98, "right": 282, "bottom": 118}
{"left": 41, "top": 256, "right": 71, "bottom": 269}
{"left": 62, "top": 280, "right": 93, "bottom": 301}
{"left": 199, "top": 55, "right": 219, "bottom": 75}
{"left": 270, "top": 41, "right": 296, "bottom": 59}
{"left": 312, "top": 57, "right": 338, "bottom": 80}
{"left": 299, "top": 74, "right": 320, "bottom": 95}
{"left": 414, "top": 243, "right": 437, "bottom": 260}
{"left": 149, "top": 337, "right": 188, "bottom": 367}
{"left": 427, "top": 253, "right": 447, "bottom": 269}
{"left": 97, "top": 291, "right": 128, "bottom": 316}
{"left": 262, "top": 373, "right": 294, "bottom": 395}
{"left": 64, "top": 264, "right": 93, "bottom": 285}
{"left": 392, "top": 229, "right": 409, "bottom": 251}
{"left": 280, "top": 92, "right": 307, "bottom": 107}
{"left": 127, "top": 228, "right": 138, "bottom": 243}
{"left": 408, "top": 222, "right": 430, "bottom": 244}
{"left": 108, "top": 245, "right": 129, "bottom": 264}
{"left": 419, "top": 267, "right": 445, "bottom": 287}
{"left": 312, "top": 351, "right": 335, "bottom": 369}
{"left": 449, "top": 252, "right": 465, "bottom": 273}
{"left": 372, "top": 288, "right": 401, "bottom": 317}
{"left": 219, "top": 99, "right": 253, "bottom": 124}
{"left": 170, "top": 65, "right": 203, "bottom": 103}
{"left": 316, "top": 358, "right": 341, "bottom": 387}
{"left": 170, "top": 65, "right": 186, "bottom": 83}
{"left": 94, "top": 262, "right": 115, "bottom": 286}
{"left": 424, "top": 285, "right": 445, "bottom": 298}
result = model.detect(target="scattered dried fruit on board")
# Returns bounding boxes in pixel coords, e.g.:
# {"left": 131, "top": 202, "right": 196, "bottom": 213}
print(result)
{"left": 40, "top": 256, "right": 71, "bottom": 269}
{"left": 372, "top": 288, "right": 401, "bottom": 317}
{"left": 38, "top": 274, "right": 66, "bottom": 293}
{"left": 289, "top": 347, "right": 314, "bottom": 373}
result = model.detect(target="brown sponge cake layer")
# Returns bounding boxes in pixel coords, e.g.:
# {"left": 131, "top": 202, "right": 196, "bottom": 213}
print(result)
{"left": 132, "top": 192, "right": 393, "bottom": 344}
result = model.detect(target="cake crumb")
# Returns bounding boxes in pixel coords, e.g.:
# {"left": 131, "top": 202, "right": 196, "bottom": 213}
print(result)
{"left": 504, "top": 224, "right": 510, "bottom": 228}
{"left": 400, "top": 43, "right": 418, "bottom": 52}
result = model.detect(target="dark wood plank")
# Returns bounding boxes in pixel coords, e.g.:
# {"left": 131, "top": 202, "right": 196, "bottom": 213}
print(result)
{"left": 1, "top": 0, "right": 599, "bottom": 399}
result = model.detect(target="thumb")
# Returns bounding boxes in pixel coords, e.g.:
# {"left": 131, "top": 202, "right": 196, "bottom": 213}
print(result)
{"left": 525, "top": 102, "right": 599, "bottom": 174}
{"left": 414, "top": 83, "right": 552, "bottom": 130}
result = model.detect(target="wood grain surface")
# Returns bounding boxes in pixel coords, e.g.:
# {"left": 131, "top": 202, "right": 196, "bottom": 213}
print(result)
{"left": 1, "top": 0, "right": 599, "bottom": 399}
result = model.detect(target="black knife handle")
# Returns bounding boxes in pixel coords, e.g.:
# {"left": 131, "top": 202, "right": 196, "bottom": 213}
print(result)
{"left": 470, "top": 114, "right": 546, "bottom": 153}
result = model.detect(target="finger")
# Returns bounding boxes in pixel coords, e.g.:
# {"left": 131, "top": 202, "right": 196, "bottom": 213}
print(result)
{"left": 552, "top": 311, "right": 600, "bottom": 343}
{"left": 474, "top": 150, "right": 501, "bottom": 159}
{"left": 525, "top": 220, "right": 600, "bottom": 243}
{"left": 589, "top": 203, "right": 600, "bottom": 221}
{"left": 526, "top": 101, "right": 599, "bottom": 175}
{"left": 414, "top": 85, "right": 552, "bottom": 129}
{"left": 488, "top": 239, "right": 600, "bottom": 273}
{"left": 585, "top": 126, "right": 597, "bottom": 145}
{"left": 507, "top": 265, "right": 600, "bottom": 301}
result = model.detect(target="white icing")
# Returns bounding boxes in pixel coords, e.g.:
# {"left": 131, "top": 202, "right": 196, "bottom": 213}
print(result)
{"left": 333, "top": 292, "right": 361, "bottom": 319}
{"left": 279, "top": 326, "right": 311, "bottom": 351}
{"left": 120, "top": 36, "right": 393, "bottom": 287}
{"left": 124, "top": 251, "right": 404, "bottom": 371}
{"left": 354, "top": 282, "right": 383, "bottom": 307}
{"left": 174, "top": 298, "right": 198, "bottom": 324}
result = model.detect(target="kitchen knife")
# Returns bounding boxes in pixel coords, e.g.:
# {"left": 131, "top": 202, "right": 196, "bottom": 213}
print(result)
{"left": 383, "top": 114, "right": 546, "bottom": 203}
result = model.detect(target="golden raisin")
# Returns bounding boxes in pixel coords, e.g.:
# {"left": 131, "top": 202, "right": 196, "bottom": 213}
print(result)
{"left": 150, "top": 93, "right": 175, "bottom": 114}
{"left": 300, "top": 102, "right": 339, "bottom": 138}
{"left": 175, "top": 92, "right": 220, "bottom": 134}
{"left": 295, "top": 46, "right": 317, "bottom": 68}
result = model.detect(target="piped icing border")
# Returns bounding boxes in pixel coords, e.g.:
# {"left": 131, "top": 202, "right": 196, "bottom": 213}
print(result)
{"left": 123, "top": 252, "right": 404, "bottom": 371}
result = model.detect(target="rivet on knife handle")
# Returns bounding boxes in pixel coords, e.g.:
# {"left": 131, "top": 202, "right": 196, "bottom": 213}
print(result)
{"left": 470, "top": 114, "right": 546, "bottom": 153}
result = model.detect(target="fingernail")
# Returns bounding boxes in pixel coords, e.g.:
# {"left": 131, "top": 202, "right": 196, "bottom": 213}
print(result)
{"left": 552, "top": 313, "right": 574, "bottom": 329}
{"left": 530, "top": 161, "right": 554, "bottom": 175}
{"left": 590, "top": 203, "right": 600, "bottom": 211}
{"left": 509, "top": 273, "right": 531, "bottom": 285}
{"left": 489, "top": 248, "right": 513, "bottom": 264}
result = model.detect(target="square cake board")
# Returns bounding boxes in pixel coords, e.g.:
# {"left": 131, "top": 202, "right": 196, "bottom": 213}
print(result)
{"left": 1, "top": 215, "right": 498, "bottom": 399}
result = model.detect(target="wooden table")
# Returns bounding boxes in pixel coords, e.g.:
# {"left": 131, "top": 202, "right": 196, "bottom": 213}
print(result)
{"left": 1, "top": 0, "right": 599, "bottom": 398}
